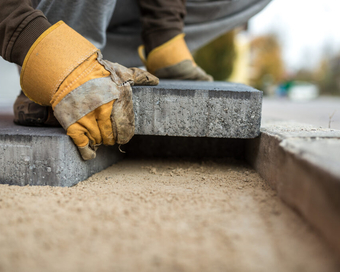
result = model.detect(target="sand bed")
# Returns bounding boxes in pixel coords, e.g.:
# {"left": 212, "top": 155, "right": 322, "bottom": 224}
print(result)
{"left": 0, "top": 158, "right": 339, "bottom": 272}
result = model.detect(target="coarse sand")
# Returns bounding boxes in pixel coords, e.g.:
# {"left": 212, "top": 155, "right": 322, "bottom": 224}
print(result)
{"left": 0, "top": 158, "right": 339, "bottom": 272}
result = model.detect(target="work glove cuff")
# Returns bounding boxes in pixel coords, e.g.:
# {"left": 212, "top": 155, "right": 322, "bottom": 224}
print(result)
{"left": 20, "top": 21, "right": 98, "bottom": 106}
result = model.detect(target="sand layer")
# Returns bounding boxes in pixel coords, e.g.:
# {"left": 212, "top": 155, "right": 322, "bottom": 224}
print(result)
{"left": 0, "top": 158, "right": 339, "bottom": 272}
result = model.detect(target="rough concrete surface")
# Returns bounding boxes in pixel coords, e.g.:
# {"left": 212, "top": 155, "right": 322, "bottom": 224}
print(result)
{"left": 0, "top": 115, "right": 123, "bottom": 187}
{"left": 133, "top": 80, "right": 262, "bottom": 138}
{"left": 0, "top": 159, "right": 339, "bottom": 272}
{"left": 246, "top": 120, "right": 340, "bottom": 258}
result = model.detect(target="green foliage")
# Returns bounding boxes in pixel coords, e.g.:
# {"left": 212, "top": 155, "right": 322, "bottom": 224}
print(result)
{"left": 193, "top": 31, "right": 236, "bottom": 81}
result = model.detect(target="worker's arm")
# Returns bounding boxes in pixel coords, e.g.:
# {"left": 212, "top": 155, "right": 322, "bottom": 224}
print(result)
{"left": 19, "top": 21, "right": 158, "bottom": 160}
{"left": 0, "top": 0, "right": 51, "bottom": 65}
{"left": 1, "top": 2, "right": 159, "bottom": 160}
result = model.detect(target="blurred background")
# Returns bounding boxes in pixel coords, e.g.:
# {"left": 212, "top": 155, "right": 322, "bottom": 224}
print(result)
{"left": 1, "top": 0, "right": 340, "bottom": 127}
{"left": 194, "top": 0, "right": 340, "bottom": 128}
{"left": 196, "top": 0, "right": 340, "bottom": 95}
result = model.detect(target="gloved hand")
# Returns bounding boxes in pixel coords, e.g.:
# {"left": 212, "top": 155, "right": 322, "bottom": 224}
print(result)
{"left": 21, "top": 21, "right": 158, "bottom": 160}
{"left": 138, "top": 33, "right": 213, "bottom": 81}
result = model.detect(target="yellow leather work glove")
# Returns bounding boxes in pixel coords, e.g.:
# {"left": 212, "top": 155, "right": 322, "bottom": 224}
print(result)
{"left": 138, "top": 33, "right": 213, "bottom": 81}
{"left": 21, "top": 21, "right": 159, "bottom": 160}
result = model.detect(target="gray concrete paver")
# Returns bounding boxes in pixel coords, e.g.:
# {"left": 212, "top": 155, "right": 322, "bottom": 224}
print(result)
{"left": 0, "top": 116, "right": 123, "bottom": 187}
{"left": 133, "top": 80, "right": 262, "bottom": 138}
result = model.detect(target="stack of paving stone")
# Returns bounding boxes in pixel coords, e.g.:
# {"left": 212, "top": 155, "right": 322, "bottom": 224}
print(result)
{"left": 0, "top": 80, "right": 262, "bottom": 186}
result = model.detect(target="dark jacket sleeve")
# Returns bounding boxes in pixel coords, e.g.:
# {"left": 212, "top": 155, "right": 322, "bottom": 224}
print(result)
{"left": 138, "top": 0, "right": 186, "bottom": 55}
{"left": 0, "top": 0, "right": 51, "bottom": 66}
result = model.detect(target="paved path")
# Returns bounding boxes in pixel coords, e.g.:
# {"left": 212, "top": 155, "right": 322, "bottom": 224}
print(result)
{"left": 262, "top": 97, "right": 340, "bottom": 129}
{"left": 0, "top": 57, "right": 20, "bottom": 103}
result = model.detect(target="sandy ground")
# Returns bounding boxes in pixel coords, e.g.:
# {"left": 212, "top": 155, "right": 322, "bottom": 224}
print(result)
{"left": 0, "top": 158, "right": 339, "bottom": 272}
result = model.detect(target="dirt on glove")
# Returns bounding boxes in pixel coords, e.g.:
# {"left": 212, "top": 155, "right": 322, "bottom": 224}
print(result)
{"left": 0, "top": 158, "right": 339, "bottom": 272}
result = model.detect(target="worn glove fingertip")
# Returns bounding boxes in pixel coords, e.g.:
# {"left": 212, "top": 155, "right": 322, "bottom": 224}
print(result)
{"left": 146, "top": 73, "right": 159, "bottom": 86}
{"left": 130, "top": 68, "right": 159, "bottom": 86}
{"left": 77, "top": 143, "right": 97, "bottom": 160}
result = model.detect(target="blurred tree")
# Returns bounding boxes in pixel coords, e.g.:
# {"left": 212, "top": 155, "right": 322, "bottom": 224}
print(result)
{"left": 314, "top": 58, "right": 328, "bottom": 84}
{"left": 294, "top": 68, "right": 315, "bottom": 82}
{"left": 284, "top": 52, "right": 340, "bottom": 96}
{"left": 193, "top": 31, "right": 236, "bottom": 81}
{"left": 249, "top": 34, "right": 285, "bottom": 92}
{"left": 316, "top": 54, "right": 340, "bottom": 96}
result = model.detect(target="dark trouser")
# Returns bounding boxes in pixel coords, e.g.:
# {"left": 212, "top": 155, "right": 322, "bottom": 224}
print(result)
{"left": 104, "top": 0, "right": 272, "bottom": 66}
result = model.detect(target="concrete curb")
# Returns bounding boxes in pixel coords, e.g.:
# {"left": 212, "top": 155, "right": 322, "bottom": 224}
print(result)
{"left": 246, "top": 121, "right": 340, "bottom": 257}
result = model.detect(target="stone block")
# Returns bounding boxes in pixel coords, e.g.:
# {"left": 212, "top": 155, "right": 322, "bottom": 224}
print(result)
{"left": 0, "top": 116, "right": 123, "bottom": 187}
{"left": 133, "top": 80, "right": 262, "bottom": 138}
{"left": 0, "top": 80, "right": 262, "bottom": 187}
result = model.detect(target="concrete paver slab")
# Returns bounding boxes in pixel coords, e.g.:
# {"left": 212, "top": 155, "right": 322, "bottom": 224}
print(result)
{"left": 133, "top": 80, "right": 262, "bottom": 138}
{"left": 0, "top": 116, "right": 123, "bottom": 187}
